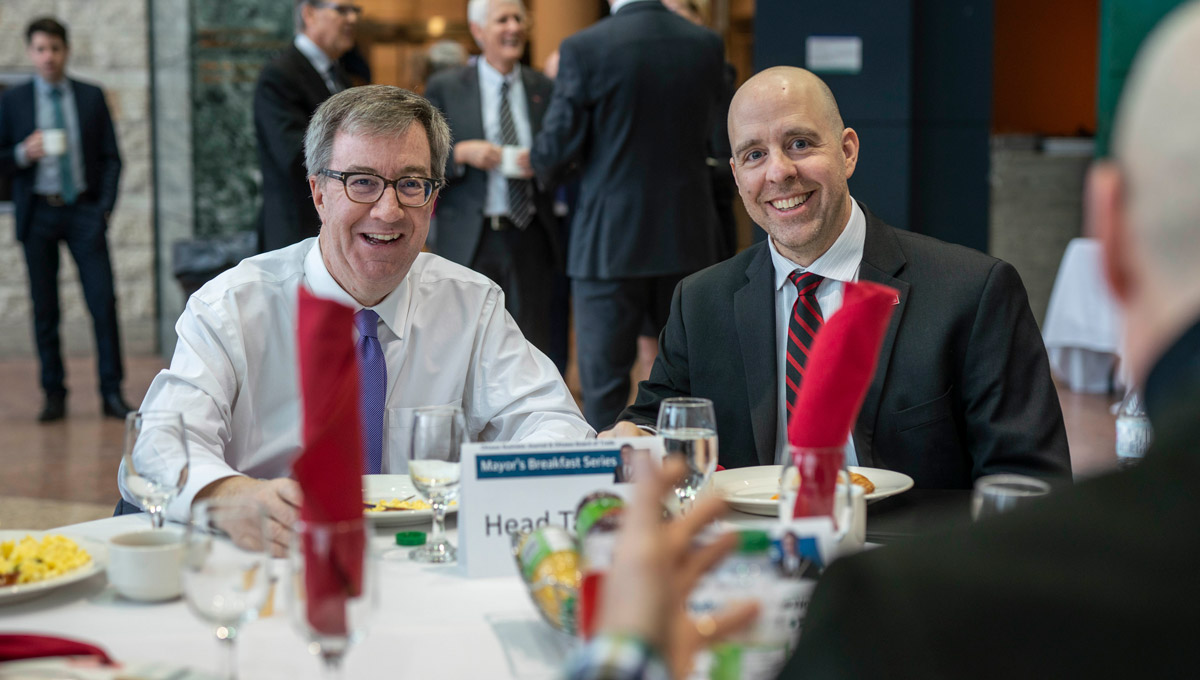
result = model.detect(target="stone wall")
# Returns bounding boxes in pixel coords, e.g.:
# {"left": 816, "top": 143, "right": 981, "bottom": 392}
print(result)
{"left": 0, "top": 1, "right": 154, "bottom": 359}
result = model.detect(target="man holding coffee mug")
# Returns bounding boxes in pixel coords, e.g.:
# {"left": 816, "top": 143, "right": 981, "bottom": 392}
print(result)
{"left": 0, "top": 17, "right": 129, "bottom": 422}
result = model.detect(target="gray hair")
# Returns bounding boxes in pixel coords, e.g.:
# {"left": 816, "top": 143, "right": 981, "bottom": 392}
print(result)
{"left": 294, "top": 0, "right": 316, "bottom": 34}
{"left": 304, "top": 85, "right": 452, "bottom": 182}
{"left": 467, "top": 0, "right": 526, "bottom": 30}
{"left": 1113, "top": 1, "right": 1200, "bottom": 280}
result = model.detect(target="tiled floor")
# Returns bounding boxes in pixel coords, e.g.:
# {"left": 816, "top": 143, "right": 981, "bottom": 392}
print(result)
{"left": 0, "top": 354, "right": 1118, "bottom": 530}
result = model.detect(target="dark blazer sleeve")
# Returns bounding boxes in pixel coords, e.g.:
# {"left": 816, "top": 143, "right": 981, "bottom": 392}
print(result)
{"left": 960, "top": 260, "right": 1071, "bottom": 478}
{"left": 254, "top": 62, "right": 312, "bottom": 183}
{"left": 0, "top": 88, "right": 29, "bottom": 176}
{"left": 89, "top": 85, "right": 122, "bottom": 214}
{"left": 531, "top": 40, "right": 590, "bottom": 188}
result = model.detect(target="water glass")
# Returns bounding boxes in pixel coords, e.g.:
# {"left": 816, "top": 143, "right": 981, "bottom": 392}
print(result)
{"left": 183, "top": 500, "right": 270, "bottom": 680}
{"left": 971, "top": 474, "right": 1051, "bottom": 521}
{"left": 656, "top": 397, "right": 719, "bottom": 510}
{"left": 122, "top": 411, "right": 190, "bottom": 528}
{"left": 408, "top": 406, "right": 465, "bottom": 562}
{"left": 289, "top": 519, "right": 378, "bottom": 679}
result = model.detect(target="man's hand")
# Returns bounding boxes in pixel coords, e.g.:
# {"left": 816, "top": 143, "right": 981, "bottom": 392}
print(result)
{"left": 21, "top": 130, "right": 46, "bottom": 162}
{"left": 194, "top": 477, "right": 301, "bottom": 557}
{"left": 454, "top": 140, "right": 501, "bottom": 170}
{"left": 514, "top": 149, "right": 535, "bottom": 178}
{"left": 598, "top": 457, "right": 760, "bottom": 679}
{"left": 598, "top": 420, "right": 652, "bottom": 439}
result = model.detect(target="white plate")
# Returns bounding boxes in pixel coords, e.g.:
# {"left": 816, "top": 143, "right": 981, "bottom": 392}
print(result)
{"left": 363, "top": 474, "right": 457, "bottom": 527}
{"left": 0, "top": 530, "right": 107, "bottom": 605}
{"left": 710, "top": 465, "right": 915, "bottom": 516}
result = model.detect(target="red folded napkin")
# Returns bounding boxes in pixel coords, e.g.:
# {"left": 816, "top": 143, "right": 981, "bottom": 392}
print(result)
{"left": 292, "top": 287, "right": 367, "bottom": 637}
{"left": 788, "top": 280, "right": 898, "bottom": 517}
{"left": 0, "top": 634, "right": 112, "bottom": 663}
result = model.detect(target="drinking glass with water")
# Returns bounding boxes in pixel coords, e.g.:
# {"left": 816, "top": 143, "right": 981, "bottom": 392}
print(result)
{"left": 657, "top": 397, "right": 719, "bottom": 511}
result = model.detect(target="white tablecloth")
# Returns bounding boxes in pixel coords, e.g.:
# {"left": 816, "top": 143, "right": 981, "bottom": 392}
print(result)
{"left": 0, "top": 515, "right": 575, "bottom": 680}
{"left": 1042, "top": 237, "right": 1125, "bottom": 393}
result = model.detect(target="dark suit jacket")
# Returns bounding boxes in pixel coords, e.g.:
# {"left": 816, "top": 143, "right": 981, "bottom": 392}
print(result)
{"left": 786, "top": 338, "right": 1200, "bottom": 678}
{"left": 621, "top": 205, "right": 1071, "bottom": 489}
{"left": 530, "top": 1, "right": 726, "bottom": 279}
{"left": 424, "top": 64, "right": 561, "bottom": 269}
{"left": 0, "top": 79, "right": 121, "bottom": 242}
{"left": 254, "top": 44, "right": 335, "bottom": 253}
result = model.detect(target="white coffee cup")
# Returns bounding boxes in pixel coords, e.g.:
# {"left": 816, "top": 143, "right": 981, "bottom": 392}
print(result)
{"left": 41, "top": 128, "right": 66, "bottom": 156}
{"left": 500, "top": 145, "right": 527, "bottom": 178}
{"left": 107, "top": 529, "right": 184, "bottom": 601}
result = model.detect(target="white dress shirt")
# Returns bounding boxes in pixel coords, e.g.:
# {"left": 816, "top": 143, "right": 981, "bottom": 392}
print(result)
{"left": 769, "top": 199, "right": 866, "bottom": 465}
{"left": 120, "top": 239, "right": 594, "bottom": 522}
{"left": 610, "top": 0, "right": 658, "bottom": 13}
{"left": 477, "top": 58, "right": 532, "bottom": 218}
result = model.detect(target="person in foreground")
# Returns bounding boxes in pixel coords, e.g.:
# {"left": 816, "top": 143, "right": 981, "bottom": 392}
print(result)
{"left": 120, "top": 85, "right": 593, "bottom": 552}
{"left": 0, "top": 17, "right": 131, "bottom": 422}
{"left": 573, "top": 4, "right": 1200, "bottom": 677}
{"left": 607, "top": 66, "right": 1070, "bottom": 489}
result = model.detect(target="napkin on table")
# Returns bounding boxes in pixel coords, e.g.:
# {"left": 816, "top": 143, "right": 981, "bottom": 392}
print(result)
{"left": 788, "top": 280, "right": 898, "bottom": 518}
{"left": 0, "top": 634, "right": 112, "bottom": 663}
{"left": 291, "top": 287, "right": 367, "bottom": 637}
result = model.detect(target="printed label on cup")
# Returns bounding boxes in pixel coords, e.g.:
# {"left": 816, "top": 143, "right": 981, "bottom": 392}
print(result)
{"left": 41, "top": 129, "right": 66, "bottom": 156}
{"left": 500, "top": 146, "right": 526, "bottom": 178}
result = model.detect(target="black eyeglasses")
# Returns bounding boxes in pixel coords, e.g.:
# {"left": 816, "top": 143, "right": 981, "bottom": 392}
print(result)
{"left": 319, "top": 169, "right": 443, "bottom": 207}
{"left": 312, "top": 2, "right": 363, "bottom": 17}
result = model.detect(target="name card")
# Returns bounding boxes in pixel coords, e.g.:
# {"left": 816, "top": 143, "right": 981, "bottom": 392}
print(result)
{"left": 459, "top": 438, "right": 662, "bottom": 578}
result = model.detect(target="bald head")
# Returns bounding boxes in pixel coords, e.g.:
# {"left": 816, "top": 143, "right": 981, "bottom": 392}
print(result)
{"left": 730, "top": 67, "right": 844, "bottom": 144}
{"left": 1112, "top": 2, "right": 1200, "bottom": 281}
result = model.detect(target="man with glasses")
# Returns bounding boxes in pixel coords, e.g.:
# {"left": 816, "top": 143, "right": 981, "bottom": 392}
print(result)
{"left": 122, "top": 86, "right": 593, "bottom": 552}
{"left": 425, "top": 0, "right": 562, "bottom": 359}
{"left": 254, "top": 0, "right": 365, "bottom": 253}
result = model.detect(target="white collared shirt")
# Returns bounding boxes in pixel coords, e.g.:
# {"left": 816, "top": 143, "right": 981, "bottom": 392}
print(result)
{"left": 609, "top": 0, "right": 658, "bottom": 14}
{"left": 477, "top": 58, "right": 531, "bottom": 217}
{"left": 120, "top": 238, "right": 594, "bottom": 521}
{"left": 769, "top": 199, "right": 866, "bottom": 465}
{"left": 294, "top": 33, "right": 339, "bottom": 94}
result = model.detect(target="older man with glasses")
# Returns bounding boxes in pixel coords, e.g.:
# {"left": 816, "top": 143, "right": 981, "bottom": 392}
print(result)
{"left": 254, "top": 0, "right": 366, "bottom": 253}
{"left": 121, "top": 86, "right": 593, "bottom": 552}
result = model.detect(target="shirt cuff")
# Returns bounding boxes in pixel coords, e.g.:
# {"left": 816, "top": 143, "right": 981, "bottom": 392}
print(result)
{"left": 14, "top": 141, "right": 31, "bottom": 168}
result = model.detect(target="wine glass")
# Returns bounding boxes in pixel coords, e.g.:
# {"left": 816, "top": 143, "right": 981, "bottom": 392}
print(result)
{"left": 289, "top": 519, "right": 379, "bottom": 678}
{"left": 121, "top": 410, "right": 190, "bottom": 528}
{"left": 183, "top": 499, "right": 270, "bottom": 680}
{"left": 408, "top": 405, "right": 466, "bottom": 562}
{"left": 972, "top": 474, "right": 1050, "bottom": 521}
{"left": 657, "top": 397, "right": 719, "bottom": 511}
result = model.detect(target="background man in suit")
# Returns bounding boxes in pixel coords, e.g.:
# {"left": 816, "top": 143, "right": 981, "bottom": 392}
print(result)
{"left": 425, "top": 0, "right": 560, "bottom": 355}
{"left": 254, "top": 0, "right": 361, "bottom": 252}
{"left": 606, "top": 67, "right": 1070, "bottom": 490}
{"left": 0, "top": 17, "right": 128, "bottom": 422}
{"left": 531, "top": 0, "right": 727, "bottom": 428}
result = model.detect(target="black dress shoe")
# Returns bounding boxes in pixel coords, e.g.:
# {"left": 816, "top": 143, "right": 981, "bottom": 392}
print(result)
{"left": 101, "top": 392, "right": 133, "bottom": 419}
{"left": 38, "top": 392, "right": 67, "bottom": 423}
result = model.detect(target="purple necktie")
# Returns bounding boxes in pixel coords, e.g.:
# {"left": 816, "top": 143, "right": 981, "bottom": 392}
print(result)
{"left": 355, "top": 309, "right": 385, "bottom": 474}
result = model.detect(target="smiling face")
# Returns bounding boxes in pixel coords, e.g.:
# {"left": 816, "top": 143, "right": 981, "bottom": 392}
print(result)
{"left": 729, "top": 69, "right": 859, "bottom": 266}
{"left": 27, "top": 31, "right": 68, "bottom": 83}
{"left": 302, "top": 1, "right": 359, "bottom": 59}
{"left": 313, "top": 125, "right": 436, "bottom": 306}
{"left": 471, "top": 0, "right": 527, "bottom": 74}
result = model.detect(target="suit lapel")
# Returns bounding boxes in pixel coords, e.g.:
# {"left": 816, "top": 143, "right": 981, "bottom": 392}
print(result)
{"left": 734, "top": 244, "right": 779, "bottom": 466}
{"left": 853, "top": 206, "right": 909, "bottom": 467}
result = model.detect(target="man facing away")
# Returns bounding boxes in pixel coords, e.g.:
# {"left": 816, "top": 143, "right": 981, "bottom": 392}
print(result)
{"left": 425, "top": 0, "right": 562, "bottom": 357}
{"left": 122, "top": 86, "right": 593, "bottom": 552}
{"left": 0, "top": 17, "right": 129, "bottom": 422}
{"left": 254, "top": 0, "right": 362, "bottom": 252}
{"left": 607, "top": 66, "right": 1070, "bottom": 490}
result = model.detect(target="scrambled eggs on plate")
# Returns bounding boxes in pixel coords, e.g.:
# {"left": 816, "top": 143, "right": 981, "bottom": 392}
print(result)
{"left": 0, "top": 534, "right": 92, "bottom": 586}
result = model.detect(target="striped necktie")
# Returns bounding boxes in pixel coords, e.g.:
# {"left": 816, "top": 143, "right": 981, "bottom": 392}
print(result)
{"left": 48, "top": 87, "right": 77, "bottom": 204}
{"left": 355, "top": 309, "right": 386, "bottom": 474}
{"left": 499, "top": 80, "right": 533, "bottom": 229}
{"left": 785, "top": 271, "right": 825, "bottom": 419}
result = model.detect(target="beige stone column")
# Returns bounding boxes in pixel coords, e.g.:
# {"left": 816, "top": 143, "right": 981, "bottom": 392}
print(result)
{"left": 528, "top": 0, "right": 602, "bottom": 70}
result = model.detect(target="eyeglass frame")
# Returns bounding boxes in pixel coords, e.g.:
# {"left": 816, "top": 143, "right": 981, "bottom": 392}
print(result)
{"left": 311, "top": 1, "right": 364, "bottom": 18}
{"left": 318, "top": 169, "right": 444, "bottom": 208}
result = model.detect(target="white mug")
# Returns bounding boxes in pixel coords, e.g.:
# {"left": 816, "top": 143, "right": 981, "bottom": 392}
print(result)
{"left": 107, "top": 529, "right": 184, "bottom": 601}
{"left": 500, "top": 145, "right": 527, "bottom": 178}
{"left": 41, "top": 128, "right": 66, "bottom": 156}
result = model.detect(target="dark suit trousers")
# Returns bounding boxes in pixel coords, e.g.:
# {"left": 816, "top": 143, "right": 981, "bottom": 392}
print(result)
{"left": 23, "top": 198, "right": 124, "bottom": 396}
{"left": 472, "top": 220, "right": 555, "bottom": 357}
{"left": 573, "top": 274, "right": 685, "bottom": 429}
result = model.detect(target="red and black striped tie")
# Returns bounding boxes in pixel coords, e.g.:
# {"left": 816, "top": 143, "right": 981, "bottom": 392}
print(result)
{"left": 785, "top": 270, "right": 825, "bottom": 419}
